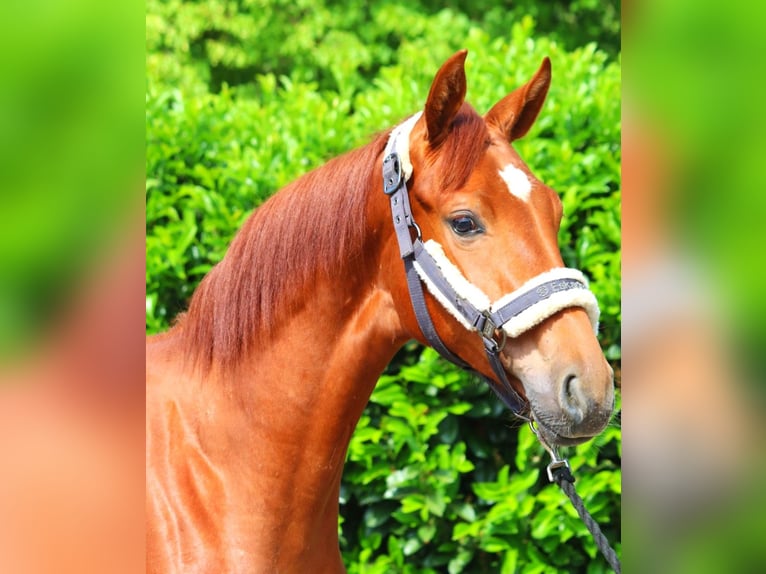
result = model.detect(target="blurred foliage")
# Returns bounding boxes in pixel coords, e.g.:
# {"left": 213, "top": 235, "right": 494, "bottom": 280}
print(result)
{"left": 0, "top": 0, "right": 141, "bottom": 361}
{"left": 147, "top": 1, "right": 620, "bottom": 571}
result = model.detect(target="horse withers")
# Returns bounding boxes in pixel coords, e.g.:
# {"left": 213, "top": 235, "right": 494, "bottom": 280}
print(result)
{"left": 146, "top": 50, "right": 615, "bottom": 573}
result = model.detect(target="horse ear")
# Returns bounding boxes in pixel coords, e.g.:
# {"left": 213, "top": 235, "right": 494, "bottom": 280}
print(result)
{"left": 485, "top": 57, "right": 551, "bottom": 142}
{"left": 424, "top": 50, "right": 468, "bottom": 148}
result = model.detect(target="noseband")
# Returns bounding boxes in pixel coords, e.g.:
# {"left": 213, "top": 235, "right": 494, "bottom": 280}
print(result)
{"left": 382, "top": 113, "right": 600, "bottom": 419}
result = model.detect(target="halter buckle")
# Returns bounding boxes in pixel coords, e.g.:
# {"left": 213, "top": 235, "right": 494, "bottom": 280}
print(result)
{"left": 475, "top": 312, "right": 496, "bottom": 340}
{"left": 383, "top": 153, "right": 403, "bottom": 195}
{"left": 475, "top": 312, "right": 507, "bottom": 354}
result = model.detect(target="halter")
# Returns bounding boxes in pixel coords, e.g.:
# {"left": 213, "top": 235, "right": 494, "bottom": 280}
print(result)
{"left": 382, "top": 113, "right": 600, "bottom": 419}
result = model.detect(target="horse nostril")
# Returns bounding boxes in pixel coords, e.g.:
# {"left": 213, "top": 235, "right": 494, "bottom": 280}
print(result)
{"left": 561, "top": 374, "right": 585, "bottom": 425}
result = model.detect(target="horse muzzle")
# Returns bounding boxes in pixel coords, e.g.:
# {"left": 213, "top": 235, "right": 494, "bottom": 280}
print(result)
{"left": 518, "top": 362, "right": 615, "bottom": 446}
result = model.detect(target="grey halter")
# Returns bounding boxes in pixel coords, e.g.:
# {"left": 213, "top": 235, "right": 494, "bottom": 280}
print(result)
{"left": 382, "top": 115, "right": 599, "bottom": 417}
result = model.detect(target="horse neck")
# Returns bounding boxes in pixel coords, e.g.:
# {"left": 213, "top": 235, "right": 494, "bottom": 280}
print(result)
{"left": 156, "top": 167, "right": 408, "bottom": 570}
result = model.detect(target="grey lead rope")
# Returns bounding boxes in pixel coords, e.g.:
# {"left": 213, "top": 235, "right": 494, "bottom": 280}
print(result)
{"left": 556, "top": 479, "right": 622, "bottom": 573}
{"left": 530, "top": 422, "right": 622, "bottom": 573}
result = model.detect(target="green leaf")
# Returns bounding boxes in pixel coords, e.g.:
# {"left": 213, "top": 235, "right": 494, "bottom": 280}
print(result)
{"left": 403, "top": 535, "right": 423, "bottom": 556}
{"left": 418, "top": 523, "right": 437, "bottom": 544}
{"left": 448, "top": 548, "right": 474, "bottom": 574}
{"left": 480, "top": 535, "right": 511, "bottom": 553}
{"left": 452, "top": 521, "right": 478, "bottom": 541}
{"left": 501, "top": 548, "right": 519, "bottom": 574}
{"left": 364, "top": 504, "right": 392, "bottom": 529}
{"left": 400, "top": 494, "right": 426, "bottom": 514}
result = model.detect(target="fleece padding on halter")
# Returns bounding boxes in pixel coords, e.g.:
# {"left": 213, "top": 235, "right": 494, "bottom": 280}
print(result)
{"left": 414, "top": 240, "right": 600, "bottom": 338}
{"left": 388, "top": 111, "right": 422, "bottom": 182}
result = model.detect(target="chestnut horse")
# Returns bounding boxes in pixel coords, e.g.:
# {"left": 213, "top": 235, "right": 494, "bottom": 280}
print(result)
{"left": 146, "top": 51, "right": 615, "bottom": 573}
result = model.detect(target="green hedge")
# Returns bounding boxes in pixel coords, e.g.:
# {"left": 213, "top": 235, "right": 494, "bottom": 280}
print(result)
{"left": 147, "top": 2, "right": 621, "bottom": 572}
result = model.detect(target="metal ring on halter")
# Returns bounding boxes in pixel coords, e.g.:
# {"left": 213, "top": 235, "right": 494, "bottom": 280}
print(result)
{"left": 494, "top": 327, "right": 507, "bottom": 353}
{"left": 411, "top": 220, "right": 422, "bottom": 240}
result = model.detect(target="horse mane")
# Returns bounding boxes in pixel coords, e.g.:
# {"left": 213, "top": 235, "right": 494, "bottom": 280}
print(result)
{"left": 177, "top": 103, "right": 489, "bottom": 373}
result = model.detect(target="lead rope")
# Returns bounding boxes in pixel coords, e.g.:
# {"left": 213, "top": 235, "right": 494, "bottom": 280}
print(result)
{"left": 529, "top": 421, "right": 622, "bottom": 573}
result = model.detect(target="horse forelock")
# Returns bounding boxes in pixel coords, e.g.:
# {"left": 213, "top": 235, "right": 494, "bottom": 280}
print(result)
{"left": 179, "top": 132, "right": 389, "bottom": 374}
{"left": 424, "top": 103, "right": 491, "bottom": 191}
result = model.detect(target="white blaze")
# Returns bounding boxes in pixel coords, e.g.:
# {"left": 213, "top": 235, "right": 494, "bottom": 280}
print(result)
{"left": 499, "top": 164, "right": 532, "bottom": 201}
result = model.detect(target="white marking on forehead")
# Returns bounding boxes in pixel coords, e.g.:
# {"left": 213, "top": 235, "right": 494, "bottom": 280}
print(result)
{"left": 385, "top": 111, "right": 423, "bottom": 181}
{"left": 499, "top": 164, "right": 532, "bottom": 202}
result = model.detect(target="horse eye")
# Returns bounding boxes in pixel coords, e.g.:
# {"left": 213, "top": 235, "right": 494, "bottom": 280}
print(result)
{"left": 450, "top": 214, "right": 481, "bottom": 236}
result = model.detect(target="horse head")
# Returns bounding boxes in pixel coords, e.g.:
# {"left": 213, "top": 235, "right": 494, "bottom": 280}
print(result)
{"left": 385, "top": 50, "right": 614, "bottom": 446}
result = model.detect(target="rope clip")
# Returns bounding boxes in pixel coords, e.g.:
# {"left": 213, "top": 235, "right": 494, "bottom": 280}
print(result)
{"left": 528, "top": 421, "right": 574, "bottom": 484}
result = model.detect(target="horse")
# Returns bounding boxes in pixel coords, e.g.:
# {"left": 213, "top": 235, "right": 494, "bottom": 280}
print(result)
{"left": 146, "top": 50, "right": 615, "bottom": 573}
